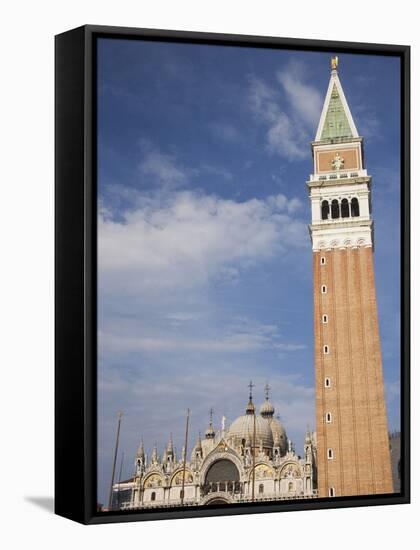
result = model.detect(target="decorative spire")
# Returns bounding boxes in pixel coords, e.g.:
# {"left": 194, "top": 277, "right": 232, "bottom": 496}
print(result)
{"left": 136, "top": 437, "right": 146, "bottom": 473}
{"left": 205, "top": 407, "right": 215, "bottom": 439}
{"left": 246, "top": 380, "right": 256, "bottom": 415}
{"left": 193, "top": 432, "right": 203, "bottom": 461}
{"left": 264, "top": 382, "right": 270, "bottom": 401}
{"left": 167, "top": 433, "right": 174, "bottom": 456}
{"left": 136, "top": 437, "right": 145, "bottom": 458}
{"left": 151, "top": 442, "right": 159, "bottom": 464}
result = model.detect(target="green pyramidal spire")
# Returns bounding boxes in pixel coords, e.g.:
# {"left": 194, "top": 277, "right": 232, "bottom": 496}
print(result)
{"left": 320, "top": 84, "right": 353, "bottom": 140}
{"left": 316, "top": 58, "right": 359, "bottom": 142}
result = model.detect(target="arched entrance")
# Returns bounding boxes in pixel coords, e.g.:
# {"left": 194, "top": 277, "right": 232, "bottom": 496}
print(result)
{"left": 205, "top": 459, "right": 240, "bottom": 483}
{"left": 203, "top": 459, "right": 242, "bottom": 497}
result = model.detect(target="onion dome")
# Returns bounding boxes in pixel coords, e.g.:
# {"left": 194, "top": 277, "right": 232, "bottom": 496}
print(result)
{"left": 245, "top": 398, "right": 256, "bottom": 415}
{"left": 260, "top": 382, "right": 275, "bottom": 418}
{"left": 260, "top": 400, "right": 275, "bottom": 417}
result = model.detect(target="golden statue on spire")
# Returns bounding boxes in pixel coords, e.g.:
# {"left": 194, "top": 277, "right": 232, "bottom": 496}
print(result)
{"left": 331, "top": 56, "right": 339, "bottom": 71}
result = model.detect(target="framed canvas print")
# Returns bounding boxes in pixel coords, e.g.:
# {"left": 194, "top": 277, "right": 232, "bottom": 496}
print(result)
{"left": 55, "top": 25, "right": 410, "bottom": 524}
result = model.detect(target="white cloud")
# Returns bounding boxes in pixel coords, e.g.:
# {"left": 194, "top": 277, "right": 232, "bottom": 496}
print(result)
{"left": 98, "top": 190, "right": 307, "bottom": 296}
{"left": 248, "top": 62, "right": 322, "bottom": 161}
{"left": 276, "top": 62, "right": 322, "bottom": 128}
{"left": 139, "top": 150, "right": 192, "bottom": 188}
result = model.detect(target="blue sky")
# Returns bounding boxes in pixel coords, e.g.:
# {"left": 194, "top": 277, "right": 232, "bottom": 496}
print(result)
{"left": 96, "top": 38, "right": 401, "bottom": 505}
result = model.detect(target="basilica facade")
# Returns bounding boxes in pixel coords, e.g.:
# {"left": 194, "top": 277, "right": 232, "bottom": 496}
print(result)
{"left": 112, "top": 388, "right": 317, "bottom": 510}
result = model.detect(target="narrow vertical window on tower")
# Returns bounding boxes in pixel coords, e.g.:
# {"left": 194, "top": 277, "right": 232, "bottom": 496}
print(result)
{"left": 329, "top": 487, "right": 336, "bottom": 497}
{"left": 321, "top": 285, "right": 327, "bottom": 294}
{"left": 331, "top": 199, "right": 340, "bottom": 219}
{"left": 327, "top": 448, "right": 334, "bottom": 460}
{"left": 321, "top": 200, "right": 330, "bottom": 220}
{"left": 320, "top": 256, "right": 326, "bottom": 265}
{"left": 351, "top": 197, "right": 360, "bottom": 217}
{"left": 341, "top": 198, "right": 350, "bottom": 218}
{"left": 326, "top": 412, "right": 332, "bottom": 423}
{"left": 323, "top": 345, "right": 329, "bottom": 354}
{"left": 324, "top": 377, "right": 331, "bottom": 388}
{"left": 322, "top": 314, "right": 328, "bottom": 324}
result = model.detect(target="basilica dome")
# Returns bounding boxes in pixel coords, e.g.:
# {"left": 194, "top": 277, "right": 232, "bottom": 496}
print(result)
{"left": 228, "top": 414, "right": 274, "bottom": 448}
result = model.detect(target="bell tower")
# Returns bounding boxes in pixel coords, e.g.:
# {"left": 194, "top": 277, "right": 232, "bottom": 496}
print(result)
{"left": 308, "top": 57, "right": 393, "bottom": 497}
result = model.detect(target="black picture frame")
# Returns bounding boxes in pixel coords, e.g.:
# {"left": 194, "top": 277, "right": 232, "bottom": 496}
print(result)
{"left": 55, "top": 24, "right": 410, "bottom": 525}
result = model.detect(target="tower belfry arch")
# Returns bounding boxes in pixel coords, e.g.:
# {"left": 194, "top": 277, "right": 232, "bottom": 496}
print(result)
{"left": 307, "top": 57, "right": 393, "bottom": 497}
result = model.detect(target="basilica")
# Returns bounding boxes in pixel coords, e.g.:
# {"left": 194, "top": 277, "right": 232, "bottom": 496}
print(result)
{"left": 111, "top": 386, "right": 317, "bottom": 509}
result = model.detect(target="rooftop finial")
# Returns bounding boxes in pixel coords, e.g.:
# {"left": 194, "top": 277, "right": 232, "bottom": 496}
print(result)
{"left": 264, "top": 382, "right": 270, "bottom": 401}
{"left": 331, "top": 55, "right": 339, "bottom": 71}
{"left": 248, "top": 380, "right": 254, "bottom": 401}
{"left": 205, "top": 408, "right": 215, "bottom": 438}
